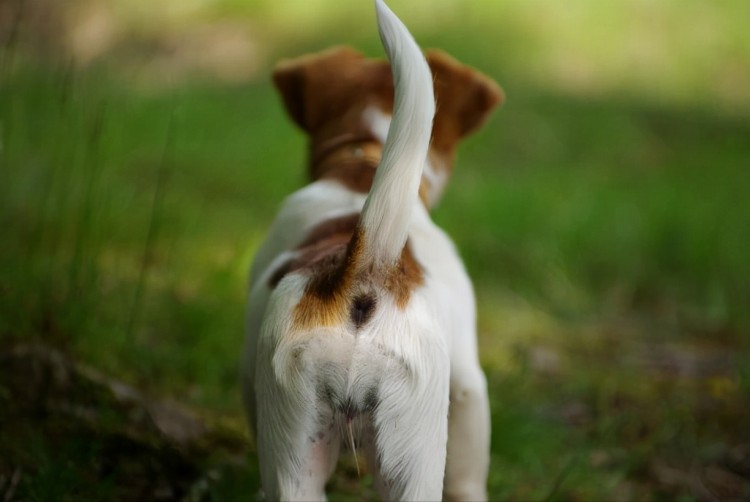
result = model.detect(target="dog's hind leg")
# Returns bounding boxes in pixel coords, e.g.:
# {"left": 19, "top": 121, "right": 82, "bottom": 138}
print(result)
{"left": 443, "top": 350, "right": 491, "bottom": 501}
{"left": 366, "top": 343, "right": 451, "bottom": 501}
{"left": 254, "top": 345, "right": 341, "bottom": 501}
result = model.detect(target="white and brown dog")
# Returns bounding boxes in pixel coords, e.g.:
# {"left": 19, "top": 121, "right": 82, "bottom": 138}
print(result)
{"left": 242, "top": 1, "right": 502, "bottom": 499}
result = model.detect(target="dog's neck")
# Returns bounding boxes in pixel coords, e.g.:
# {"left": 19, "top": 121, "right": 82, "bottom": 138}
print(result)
{"left": 310, "top": 131, "right": 382, "bottom": 194}
{"left": 308, "top": 106, "right": 438, "bottom": 207}
{"left": 310, "top": 133, "right": 433, "bottom": 206}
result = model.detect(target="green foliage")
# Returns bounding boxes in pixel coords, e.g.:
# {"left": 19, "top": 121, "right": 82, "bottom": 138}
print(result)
{"left": 437, "top": 94, "right": 750, "bottom": 329}
{"left": 1, "top": 0, "right": 749, "bottom": 499}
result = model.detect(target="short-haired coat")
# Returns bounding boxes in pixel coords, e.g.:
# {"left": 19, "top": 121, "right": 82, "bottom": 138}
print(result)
{"left": 241, "top": 1, "right": 503, "bottom": 499}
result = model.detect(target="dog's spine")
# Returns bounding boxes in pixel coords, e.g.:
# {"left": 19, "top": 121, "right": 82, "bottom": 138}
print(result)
{"left": 358, "top": 0, "right": 435, "bottom": 268}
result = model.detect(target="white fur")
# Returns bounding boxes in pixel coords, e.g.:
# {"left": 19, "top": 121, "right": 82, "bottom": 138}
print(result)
{"left": 358, "top": 0, "right": 435, "bottom": 268}
{"left": 242, "top": 1, "right": 489, "bottom": 500}
{"left": 363, "top": 105, "right": 448, "bottom": 207}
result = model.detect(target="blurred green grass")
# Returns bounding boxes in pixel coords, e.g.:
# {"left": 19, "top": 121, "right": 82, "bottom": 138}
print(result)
{"left": 2, "top": 0, "right": 750, "bottom": 499}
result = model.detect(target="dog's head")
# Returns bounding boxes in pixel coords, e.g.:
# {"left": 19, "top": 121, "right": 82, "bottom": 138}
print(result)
{"left": 272, "top": 46, "right": 503, "bottom": 206}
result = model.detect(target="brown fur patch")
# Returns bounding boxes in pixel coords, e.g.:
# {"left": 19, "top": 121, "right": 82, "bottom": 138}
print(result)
{"left": 312, "top": 136, "right": 433, "bottom": 203}
{"left": 321, "top": 161, "right": 377, "bottom": 194}
{"left": 291, "top": 243, "right": 351, "bottom": 328}
{"left": 424, "top": 50, "right": 504, "bottom": 205}
{"left": 426, "top": 49, "right": 504, "bottom": 153}
{"left": 385, "top": 242, "right": 425, "bottom": 309}
{"left": 290, "top": 223, "right": 424, "bottom": 331}
{"left": 268, "top": 214, "right": 359, "bottom": 288}
{"left": 312, "top": 140, "right": 382, "bottom": 194}
{"left": 296, "top": 213, "right": 360, "bottom": 249}
{"left": 311, "top": 133, "right": 379, "bottom": 166}
{"left": 292, "top": 227, "right": 364, "bottom": 329}
{"left": 272, "top": 46, "right": 393, "bottom": 135}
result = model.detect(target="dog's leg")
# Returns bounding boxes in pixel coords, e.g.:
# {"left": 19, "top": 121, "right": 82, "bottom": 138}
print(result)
{"left": 254, "top": 350, "right": 341, "bottom": 501}
{"left": 256, "top": 390, "right": 340, "bottom": 500}
{"left": 367, "top": 346, "right": 450, "bottom": 501}
{"left": 443, "top": 349, "right": 491, "bottom": 501}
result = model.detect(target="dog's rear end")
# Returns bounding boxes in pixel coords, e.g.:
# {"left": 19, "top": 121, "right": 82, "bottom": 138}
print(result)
{"left": 242, "top": 1, "right": 502, "bottom": 499}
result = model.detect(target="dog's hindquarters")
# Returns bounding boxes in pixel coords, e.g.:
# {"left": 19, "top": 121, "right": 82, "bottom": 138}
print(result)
{"left": 256, "top": 280, "right": 449, "bottom": 500}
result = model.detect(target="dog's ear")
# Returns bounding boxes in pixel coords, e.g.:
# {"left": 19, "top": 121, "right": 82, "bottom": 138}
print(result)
{"left": 427, "top": 50, "right": 504, "bottom": 149}
{"left": 272, "top": 46, "right": 392, "bottom": 132}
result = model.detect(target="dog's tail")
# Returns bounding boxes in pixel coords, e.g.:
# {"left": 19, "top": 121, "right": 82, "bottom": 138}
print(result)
{"left": 357, "top": 0, "right": 435, "bottom": 268}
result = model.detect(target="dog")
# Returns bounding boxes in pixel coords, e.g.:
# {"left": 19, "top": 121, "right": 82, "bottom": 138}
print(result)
{"left": 241, "top": 1, "right": 503, "bottom": 499}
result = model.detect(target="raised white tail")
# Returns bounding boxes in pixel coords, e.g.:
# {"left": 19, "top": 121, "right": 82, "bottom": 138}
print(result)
{"left": 358, "top": 0, "right": 435, "bottom": 268}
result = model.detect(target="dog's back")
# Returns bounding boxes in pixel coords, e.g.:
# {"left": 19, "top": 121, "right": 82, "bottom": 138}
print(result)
{"left": 242, "top": 1, "right": 501, "bottom": 499}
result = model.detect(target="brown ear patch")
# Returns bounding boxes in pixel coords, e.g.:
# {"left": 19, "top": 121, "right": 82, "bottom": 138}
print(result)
{"left": 272, "top": 46, "right": 393, "bottom": 133}
{"left": 426, "top": 49, "right": 504, "bottom": 151}
{"left": 272, "top": 46, "right": 363, "bottom": 130}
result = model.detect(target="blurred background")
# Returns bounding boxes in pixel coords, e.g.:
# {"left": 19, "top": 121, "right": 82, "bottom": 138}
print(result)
{"left": 1, "top": 0, "right": 749, "bottom": 499}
